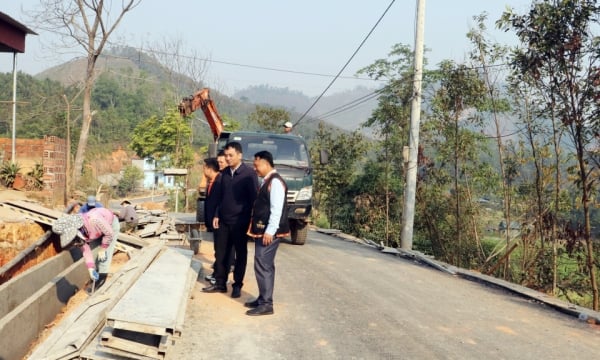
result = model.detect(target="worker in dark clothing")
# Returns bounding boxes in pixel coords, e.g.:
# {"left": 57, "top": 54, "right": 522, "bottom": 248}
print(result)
{"left": 202, "top": 142, "right": 258, "bottom": 299}
{"left": 202, "top": 157, "right": 223, "bottom": 283}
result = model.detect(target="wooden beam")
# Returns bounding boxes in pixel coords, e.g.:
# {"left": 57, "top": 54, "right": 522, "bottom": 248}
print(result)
{"left": 28, "top": 245, "right": 164, "bottom": 359}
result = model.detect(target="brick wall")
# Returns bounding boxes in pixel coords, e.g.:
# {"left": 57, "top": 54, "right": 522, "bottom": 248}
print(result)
{"left": 0, "top": 136, "right": 66, "bottom": 205}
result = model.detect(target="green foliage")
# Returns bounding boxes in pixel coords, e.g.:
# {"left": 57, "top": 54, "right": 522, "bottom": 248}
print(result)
{"left": 130, "top": 109, "right": 194, "bottom": 168}
{"left": 117, "top": 165, "right": 144, "bottom": 197}
{"left": 247, "top": 105, "right": 291, "bottom": 132}
{"left": 26, "top": 162, "right": 44, "bottom": 190}
{"left": 311, "top": 122, "right": 368, "bottom": 231}
{"left": 0, "top": 162, "right": 21, "bottom": 188}
{"left": 498, "top": 0, "right": 600, "bottom": 310}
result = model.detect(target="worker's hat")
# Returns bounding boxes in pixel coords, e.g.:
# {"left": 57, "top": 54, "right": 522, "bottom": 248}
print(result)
{"left": 52, "top": 214, "right": 85, "bottom": 248}
{"left": 87, "top": 195, "right": 96, "bottom": 206}
{"left": 283, "top": 121, "right": 293, "bottom": 128}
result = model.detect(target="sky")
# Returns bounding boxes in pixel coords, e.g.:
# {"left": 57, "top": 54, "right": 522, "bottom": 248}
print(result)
{"left": 1, "top": 0, "right": 533, "bottom": 97}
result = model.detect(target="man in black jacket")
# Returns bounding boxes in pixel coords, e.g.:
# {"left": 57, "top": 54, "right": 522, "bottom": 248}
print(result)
{"left": 203, "top": 142, "right": 258, "bottom": 298}
{"left": 201, "top": 158, "right": 222, "bottom": 282}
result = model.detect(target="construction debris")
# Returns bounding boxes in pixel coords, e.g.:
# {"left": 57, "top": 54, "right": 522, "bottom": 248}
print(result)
{"left": 0, "top": 198, "right": 201, "bottom": 360}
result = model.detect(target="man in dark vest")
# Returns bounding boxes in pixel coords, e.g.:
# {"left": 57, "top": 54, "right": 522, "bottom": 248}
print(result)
{"left": 203, "top": 142, "right": 258, "bottom": 299}
{"left": 245, "top": 150, "right": 289, "bottom": 316}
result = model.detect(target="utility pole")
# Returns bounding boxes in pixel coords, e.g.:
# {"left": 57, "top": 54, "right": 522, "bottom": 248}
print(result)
{"left": 401, "top": 0, "right": 426, "bottom": 250}
{"left": 11, "top": 53, "right": 17, "bottom": 164}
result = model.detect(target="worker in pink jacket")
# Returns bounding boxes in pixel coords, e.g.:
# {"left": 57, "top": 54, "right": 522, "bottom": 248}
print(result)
{"left": 52, "top": 207, "right": 120, "bottom": 291}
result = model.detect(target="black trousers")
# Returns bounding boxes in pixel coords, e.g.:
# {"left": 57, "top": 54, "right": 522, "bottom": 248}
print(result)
{"left": 254, "top": 237, "right": 281, "bottom": 306}
{"left": 214, "top": 222, "right": 248, "bottom": 288}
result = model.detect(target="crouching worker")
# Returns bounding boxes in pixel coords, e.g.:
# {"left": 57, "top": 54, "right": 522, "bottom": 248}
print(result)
{"left": 52, "top": 207, "right": 120, "bottom": 293}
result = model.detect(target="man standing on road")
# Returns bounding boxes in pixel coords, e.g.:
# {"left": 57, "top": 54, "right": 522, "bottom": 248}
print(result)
{"left": 203, "top": 142, "right": 258, "bottom": 298}
{"left": 201, "top": 157, "right": 223, "bottom": 283}
{"left": 245, "top": 151, "right": 289, "bottom": 316}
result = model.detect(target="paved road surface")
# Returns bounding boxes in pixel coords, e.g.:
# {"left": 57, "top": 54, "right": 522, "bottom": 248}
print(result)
{"left": 167, "top": 229, "right": 600, "bottom": 360}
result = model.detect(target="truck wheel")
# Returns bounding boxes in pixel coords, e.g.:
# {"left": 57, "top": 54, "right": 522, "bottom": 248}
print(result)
{"left": 290, "top": 220, "right": 308, "bottom": 245}
{"left": 196, "top": 200, "right": 205, "bottom": 223}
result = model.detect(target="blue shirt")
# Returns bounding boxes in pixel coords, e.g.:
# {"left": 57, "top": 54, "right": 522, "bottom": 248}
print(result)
{"left": 263, "top": 170, "right": 285, "bottom": 236}
{"left": 79, "top": 202, "right": 104, "bottom": 214}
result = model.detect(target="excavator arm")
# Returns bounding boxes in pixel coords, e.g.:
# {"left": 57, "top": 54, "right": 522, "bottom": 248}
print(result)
{"left": 179, "top": 88, "right": 224, "bottom": 141}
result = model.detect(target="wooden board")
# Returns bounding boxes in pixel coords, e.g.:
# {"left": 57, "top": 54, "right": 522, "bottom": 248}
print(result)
{"left": 27, "top": 245, "right": 165, "bottom": 360}
{"left": 106, "top": 248, "right": 194, "bottom": 337}
{"left": 0, "top": 200, "right": 64, "bottom": 225}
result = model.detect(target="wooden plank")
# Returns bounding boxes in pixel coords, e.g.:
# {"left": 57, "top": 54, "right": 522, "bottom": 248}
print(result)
{"left": 117, "top": 233, "right": 149, "bottom": 249}
{"left": 0, "top": 200, "right": 64, "bottom": 224}
{"left": 102, "top": 336, "right": 165, "bottom": 359}
{"left": 138, "top": 222, "right": 161, "bottom": 237}
{"left": 28, "top": 245, "right": 165, "bottom": 360}
{"left": 107, "top": 248, "right": 194, "bottom": 336}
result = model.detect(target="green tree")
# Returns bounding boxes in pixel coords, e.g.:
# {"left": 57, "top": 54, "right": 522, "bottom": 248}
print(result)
{"left": 428, "top": 60, "right": 488, "bottom": 267}
{"left": 311, "top": 122, "right": 368, "bottom": 231}
{"left": 117, "top": 165, "right": 144, "bottom": 197}
{"left": 356, "top": 44, "right": 421, "bottom": 246}
{"left": 130, "top": 109, "right": 194, "bottom": 169}
{"left": 248, "top": 105, "right": 291, "bottom": 132}
{"left": 499, "top": 0, "right": 600, "bottom": 310}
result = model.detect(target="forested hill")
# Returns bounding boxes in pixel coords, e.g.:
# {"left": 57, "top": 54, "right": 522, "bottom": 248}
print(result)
{"left": 234, "top": 84, "right": 379, "bottom": 134}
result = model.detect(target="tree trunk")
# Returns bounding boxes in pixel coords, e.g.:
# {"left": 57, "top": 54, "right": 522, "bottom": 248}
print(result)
{"left": 73, "top": 56, "right": 98, "bottom": 186}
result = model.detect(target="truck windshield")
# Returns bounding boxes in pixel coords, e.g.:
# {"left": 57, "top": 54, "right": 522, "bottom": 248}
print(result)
{"left": 230, "top": 135, "right": 310, "bottom": 167}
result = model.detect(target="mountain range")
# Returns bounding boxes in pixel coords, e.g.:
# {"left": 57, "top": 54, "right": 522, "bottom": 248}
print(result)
{"left": 35, "top": 47, "right": 380, "bottom": 136}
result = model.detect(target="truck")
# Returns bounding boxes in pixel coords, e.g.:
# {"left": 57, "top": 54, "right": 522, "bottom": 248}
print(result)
{"left": 179, "top": 88, "right": 316, "bottom": 245}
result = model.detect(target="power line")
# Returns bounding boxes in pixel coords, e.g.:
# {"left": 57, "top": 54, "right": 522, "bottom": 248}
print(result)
{"left": 293, "top": 0, "right": 396, "bottom": 126}
{"left": 102, "top": 43, "right": 383, "bottom": 82}
{"left": 318, "top": 91, "right": 381, "bottom": 119}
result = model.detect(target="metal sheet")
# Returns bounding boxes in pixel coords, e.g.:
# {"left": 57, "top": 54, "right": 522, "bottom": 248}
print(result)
{"left": 107, "top": 248, "right": 193, "bottom": 335}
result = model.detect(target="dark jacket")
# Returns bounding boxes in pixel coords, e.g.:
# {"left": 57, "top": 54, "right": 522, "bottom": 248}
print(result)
{"left": 217, "top": 163, "right": 259, "bottom": 226}
{"left": 204, "top": 173, "right": 222, "bottom": 232}
{"left": 248, "top": 173, "right": 290, "bottom": 237}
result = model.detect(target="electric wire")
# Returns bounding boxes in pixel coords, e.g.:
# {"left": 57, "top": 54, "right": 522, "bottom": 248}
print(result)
{"left": 101, "top": 45, "right": 383, "bottom": 82}
{"left": 293, "top": 0, "right": 396, "bottom": 126}
{"left": 318, "top": 91, "right": 382, "bottom": 119}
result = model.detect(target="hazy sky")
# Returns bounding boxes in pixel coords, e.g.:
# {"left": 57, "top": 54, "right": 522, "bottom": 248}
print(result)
{"left": 1, "top": 1, "right": 532, "bottom": 96}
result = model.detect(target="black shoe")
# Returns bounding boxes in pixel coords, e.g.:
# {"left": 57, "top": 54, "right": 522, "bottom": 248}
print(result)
{"left": 246, "top": 305, "right": 274, "bottom": 316}
{"left": 231, "top": 286, "right": 242, "bottom": 298}
{"left": 202, "top": 284, "right": 226, "bottom": 293}
{"left": 244, "top": 299, "right": 259, "bottom": 308}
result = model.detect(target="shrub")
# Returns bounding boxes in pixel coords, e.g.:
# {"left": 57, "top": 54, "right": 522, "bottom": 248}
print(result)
{"left": 0, "top": 161, "right": 21, "bottom": 188}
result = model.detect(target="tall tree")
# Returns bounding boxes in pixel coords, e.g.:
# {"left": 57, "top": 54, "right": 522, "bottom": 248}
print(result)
{"left": 130, "top": 109, "right": 193, "bottom": 169}
{"left": 31, "top": 0, "right": 141, "bottom": 185}
{"left": 248, "top": 105, "right": 291, "bottom": 132}
{"left": 310, "top": 122, "right": 368, "bottom": 230}
{"left": 357, "top": 44, "right": 420, "bottom": 245}
{"left": 499, "top": 0, "right": 600, "bottom": 310}
{"left": 467, "top": 14, "right": 516, "bottom": 277}
{"left": 429, "top": 60, "right": 487, "bottom": 267}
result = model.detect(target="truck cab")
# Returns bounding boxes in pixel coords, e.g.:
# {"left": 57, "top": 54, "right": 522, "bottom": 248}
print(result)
{"left": 216, "top": 131, "right": 313, "bottom": 245}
